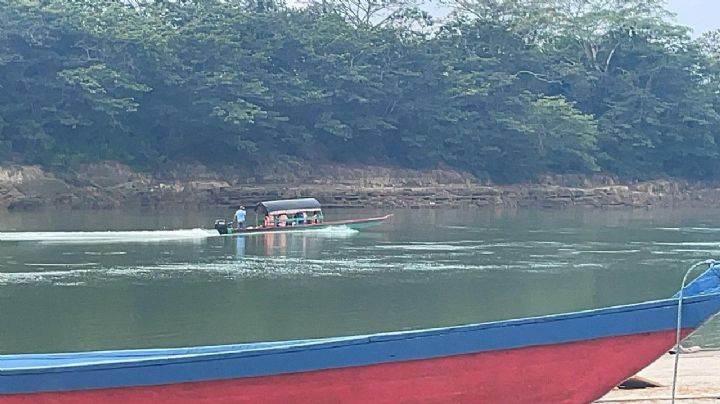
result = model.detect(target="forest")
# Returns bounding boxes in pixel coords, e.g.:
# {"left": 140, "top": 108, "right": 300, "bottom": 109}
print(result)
{"left": 1, "top": 0, "right": 719, "bottom": 182}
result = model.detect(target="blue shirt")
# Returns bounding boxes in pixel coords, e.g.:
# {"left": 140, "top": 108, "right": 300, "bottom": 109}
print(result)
{"left": 234, "top": 209, "right": 246, "bottom": 223}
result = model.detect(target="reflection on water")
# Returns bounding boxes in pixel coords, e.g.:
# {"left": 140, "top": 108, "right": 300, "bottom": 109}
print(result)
{"left": 0, "top": 207, "right": 719, "bottom": 353}
{"left": 236, "top": 236, "right": 245, "bottom": 257}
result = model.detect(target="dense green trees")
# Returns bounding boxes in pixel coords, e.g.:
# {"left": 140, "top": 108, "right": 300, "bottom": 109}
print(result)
{"left": 0, "top": 0, "right": 718, "bottom": 182}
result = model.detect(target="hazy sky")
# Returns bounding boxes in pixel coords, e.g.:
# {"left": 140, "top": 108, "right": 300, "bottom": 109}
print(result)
{"left": 667, "top": 0, "right": 719, "bottom": 35}
{"left": 422, "top": 1, "right": 720, "bottom": 36}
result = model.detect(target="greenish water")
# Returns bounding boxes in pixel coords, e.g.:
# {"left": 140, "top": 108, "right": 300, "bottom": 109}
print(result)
{"left": 0, "top": 208, "right": 719, "bottom": 354}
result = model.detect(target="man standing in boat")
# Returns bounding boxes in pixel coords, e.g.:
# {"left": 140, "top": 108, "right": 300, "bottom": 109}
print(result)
{"left": 234, "top": 206, "right": 246, "bottom": 230}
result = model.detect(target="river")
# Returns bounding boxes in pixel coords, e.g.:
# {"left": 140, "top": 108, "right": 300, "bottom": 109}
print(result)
{"left": 0, "top": 207, "right": 719, "bottom": 354}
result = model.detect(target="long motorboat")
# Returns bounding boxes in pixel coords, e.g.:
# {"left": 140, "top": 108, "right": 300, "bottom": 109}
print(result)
{"left": 214, "top": 197, "right": 391, "bottom": 235}
{"left": 2, "top": 262, "right": 720, "bottom": 403}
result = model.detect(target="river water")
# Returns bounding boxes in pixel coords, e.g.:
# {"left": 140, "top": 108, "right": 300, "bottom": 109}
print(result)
{"left": 0, "top": 208, "right": 719, "bottom": 354}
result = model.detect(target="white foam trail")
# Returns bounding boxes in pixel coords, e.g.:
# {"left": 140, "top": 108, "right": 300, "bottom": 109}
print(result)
{"left": 669, "top": 249, "right": 720, "bottom": 255}
{"left": 651, "top": 241, "right": 720, "bottom": 247}
{"left": 0, "top": 269, "right": 94, "bottom": 285}
{"left": 0, "top": 255, "right": 514, "bottom": 284}
{"left": 307, "top": 225, "right": 359, "bottom": 237}
{"left": 24, "top": 263, "right": 100, "bottom": 267}
{"left": 574, "top": 263, "right": 605, "bottom": 268}
{"left": 570, "top": 249, "right": 641, "bottom": 255}
{"left": 235, "top": 225, "right": 359, "bottom": 238}
{"left": 83, "top": 251, "right": 128, "bottom": 256}
{"left": 0, "top": 229, "right": 217, "bottom": 244}
{"left": 657, "top": 227, "right": 720, "bottom": 233}
{"left": 407, "top": 240, "right": 483, "bottom": 245}
{"left": 374, "top": 244, "right": 481, "bottom": 251}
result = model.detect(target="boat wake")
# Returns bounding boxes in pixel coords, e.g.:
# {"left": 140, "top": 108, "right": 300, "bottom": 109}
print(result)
{"left": 231, "top": 225, "right": 360, "bottom": 238}
{"left": 0, "top": 229, "right": 218, "bottom": 244}
{"left": 373, "top": 241, "right": 486, "bottom": 252}
{"left": 306, "top": 225, "right": 359, "bottom": 237}
{"left": 0, "top": 257, "right": 497, "bottom": 285}
{"left": 656, "top": 227, "right": 720, "bottom": 233}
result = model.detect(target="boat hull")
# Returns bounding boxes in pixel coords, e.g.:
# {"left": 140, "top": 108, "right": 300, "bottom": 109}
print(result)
{"left": 0, "top": 329, "right": 692, "bottom": 404}
{"left": 219, "top": 214, "right": 392, "bottom": 235}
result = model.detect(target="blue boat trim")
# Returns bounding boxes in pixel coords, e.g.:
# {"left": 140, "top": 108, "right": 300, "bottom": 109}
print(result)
{"left": 2, "top": 264, "right": 720, "bottom": 394}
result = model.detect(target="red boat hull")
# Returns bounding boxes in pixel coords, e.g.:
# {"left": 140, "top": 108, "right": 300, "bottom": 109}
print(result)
{"left": 1, "top": 328, "right": 688, "bottom": 404}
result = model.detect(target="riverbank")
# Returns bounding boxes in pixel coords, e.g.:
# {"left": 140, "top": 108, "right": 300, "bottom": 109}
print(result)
{"left": 2, "top": 162, "right": 720, "bottom": 210}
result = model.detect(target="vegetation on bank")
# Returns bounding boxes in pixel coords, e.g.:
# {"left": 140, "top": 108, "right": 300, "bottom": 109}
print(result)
{"left": 1, "top": 0, "right": 719, "bottom": 182}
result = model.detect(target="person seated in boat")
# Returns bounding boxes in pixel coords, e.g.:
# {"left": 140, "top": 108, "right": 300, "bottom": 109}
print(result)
{"left": 278, "top": 213, "right": 288, "bottom": 227}
{"left": 234, "top": 206, "right": 246, "bottom": 230}
{"left": 263, "top": 214, "right": 274, "bottom": 228}
{"left": 299, "top": 211, "right": 307, "bottom": 225}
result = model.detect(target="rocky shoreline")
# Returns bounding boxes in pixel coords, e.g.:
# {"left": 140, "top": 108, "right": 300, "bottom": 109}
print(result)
{"left": 1, "top": 163, "right": 719, "bottom": 210}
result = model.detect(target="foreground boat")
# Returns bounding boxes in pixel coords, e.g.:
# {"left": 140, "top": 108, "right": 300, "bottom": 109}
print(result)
{"left": 214, "top": 197, "right": 391, "bottom": 235}
{"left": 2, "top": 263, "right": 720, "bottom": 404}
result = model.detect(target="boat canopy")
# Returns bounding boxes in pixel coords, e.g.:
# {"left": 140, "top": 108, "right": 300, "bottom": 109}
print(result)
{"left": 255, "top": 198, "right": 322, "bottom": 216}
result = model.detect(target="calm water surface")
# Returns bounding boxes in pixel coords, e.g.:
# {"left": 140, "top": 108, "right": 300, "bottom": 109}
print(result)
{"left": 0, "top": 207, "right": 719, "bottom": 353}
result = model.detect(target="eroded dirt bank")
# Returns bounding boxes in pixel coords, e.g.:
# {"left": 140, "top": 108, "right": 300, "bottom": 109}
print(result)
{"left": 1, "top": 162, "right": 718, "bottom": 210}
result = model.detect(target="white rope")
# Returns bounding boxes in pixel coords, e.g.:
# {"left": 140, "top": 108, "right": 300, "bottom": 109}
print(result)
{"left": 671, "top": 259, "right": 715, "bottom": 404}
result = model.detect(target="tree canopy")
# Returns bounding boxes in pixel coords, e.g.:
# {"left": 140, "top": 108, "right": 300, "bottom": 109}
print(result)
{"left": 1, "top": 0, "right": 718, "bottom": 182}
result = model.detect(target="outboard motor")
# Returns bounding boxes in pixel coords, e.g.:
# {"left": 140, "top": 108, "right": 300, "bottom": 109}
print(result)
{"left": 214, "top": 219, "right": 230, "bottom": 235}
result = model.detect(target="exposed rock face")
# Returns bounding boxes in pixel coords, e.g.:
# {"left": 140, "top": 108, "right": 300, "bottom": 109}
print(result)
{"left": 1, "top": 162, "right": 719, "bottom": 210}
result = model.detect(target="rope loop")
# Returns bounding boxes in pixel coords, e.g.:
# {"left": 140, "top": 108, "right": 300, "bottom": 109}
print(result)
{"left": 671, "top": 259, "right": 716, "bottom": 403}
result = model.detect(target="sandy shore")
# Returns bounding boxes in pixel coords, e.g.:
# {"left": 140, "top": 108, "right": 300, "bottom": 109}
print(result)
{"left": 597, "top": 350, "right": 720, "bottom": 403}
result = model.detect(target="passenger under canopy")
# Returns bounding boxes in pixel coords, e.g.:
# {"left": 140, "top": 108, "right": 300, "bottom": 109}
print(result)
{"left": 255, "top": 198, "right": 322, "bottom": 216}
